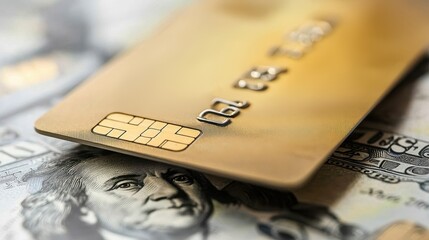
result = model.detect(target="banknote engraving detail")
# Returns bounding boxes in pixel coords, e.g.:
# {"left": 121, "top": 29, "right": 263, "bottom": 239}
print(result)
{"left": 329, "top": 128, "right": 429, "bottom": 192}
{"left": 93, "top": 113, "right": 201, "bottom": 151}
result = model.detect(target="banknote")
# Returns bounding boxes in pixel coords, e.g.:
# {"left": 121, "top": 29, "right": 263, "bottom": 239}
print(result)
{"left": 2, "top": 54, "right": 429, "bottom": 240}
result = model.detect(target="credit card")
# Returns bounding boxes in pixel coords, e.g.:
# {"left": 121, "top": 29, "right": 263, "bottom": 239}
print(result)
{"left": 35, "top": 0, "right": 429, "bottom": 189}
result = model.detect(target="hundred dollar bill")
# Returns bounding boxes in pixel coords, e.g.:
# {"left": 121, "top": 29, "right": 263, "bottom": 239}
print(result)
{"left": 2, "top": 55, "right": 429, "bottom": 239}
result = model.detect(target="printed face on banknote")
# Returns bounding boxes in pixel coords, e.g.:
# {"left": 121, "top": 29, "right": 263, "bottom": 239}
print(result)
{"left": 78, "top": 154, "right": 212, "bottom": 237}
{"left": 21, "top": 148, "right": 218, "bottom": 239}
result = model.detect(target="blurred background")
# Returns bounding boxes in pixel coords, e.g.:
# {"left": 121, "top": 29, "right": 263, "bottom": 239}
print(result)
{"left": 0, "top": 0, "right": 192, "bottom": 116}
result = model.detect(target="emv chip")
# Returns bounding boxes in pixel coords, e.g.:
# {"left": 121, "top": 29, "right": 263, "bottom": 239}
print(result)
{"left": 92, "top": 113, "right": 201, "bottom": 152}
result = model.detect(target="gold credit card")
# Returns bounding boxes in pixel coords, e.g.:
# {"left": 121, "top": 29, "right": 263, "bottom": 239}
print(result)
{"left": 36, "top": 0, "right": 429, "bottom": 189}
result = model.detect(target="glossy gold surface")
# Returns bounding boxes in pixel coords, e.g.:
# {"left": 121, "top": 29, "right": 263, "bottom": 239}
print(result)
{"left": 36, "top": 0, "right": 429, "bottom": 189}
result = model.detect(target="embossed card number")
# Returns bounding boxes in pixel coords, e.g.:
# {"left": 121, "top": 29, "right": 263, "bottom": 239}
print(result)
{"left": 271, "top": 19, "right": 333, "bottom": 59}
{"left": 197, "top": 19, "right": 333, "bottom": 127}
{"left": 197, "top": 98, "right": 249, "bottom": 126}
{"left": 234, "top": 66, "right": 287, "bottom": 91}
